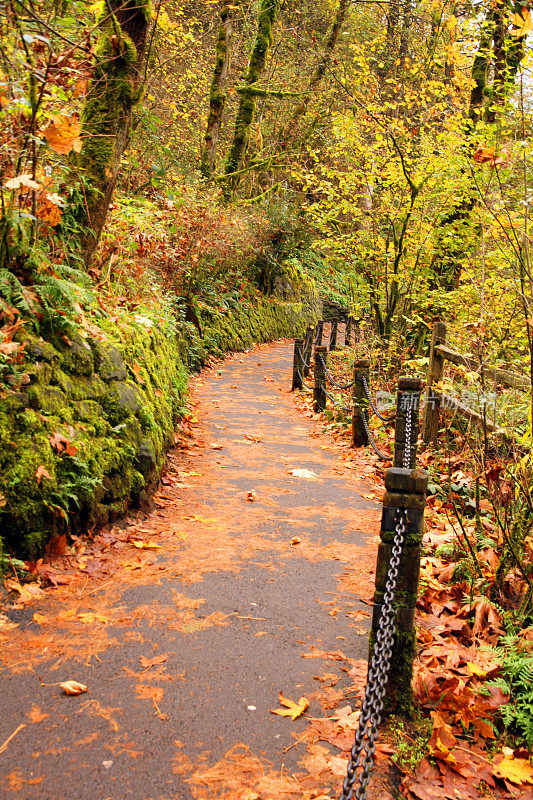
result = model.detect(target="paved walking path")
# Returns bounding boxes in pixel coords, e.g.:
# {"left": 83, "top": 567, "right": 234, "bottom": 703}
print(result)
{"left": 0, "top": 339, "right": 384, "bottom": 800}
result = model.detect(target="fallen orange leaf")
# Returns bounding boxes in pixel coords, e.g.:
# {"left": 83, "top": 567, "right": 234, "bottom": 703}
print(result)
{"left": 131, "top": 540, "right": 162, "bottom": 550}
{"left": 271, "top": 692, "right": 309, "bottom": 720}
{"left": 140, "top": 653, "right": 169, "bottom": 670}
{"left": 493, "top": 753, "right": 533, "bottom": 785}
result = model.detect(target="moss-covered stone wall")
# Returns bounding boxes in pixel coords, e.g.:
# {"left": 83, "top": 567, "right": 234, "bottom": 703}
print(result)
{"left": 0, "top": 290, "right": 320, "bottom": 560}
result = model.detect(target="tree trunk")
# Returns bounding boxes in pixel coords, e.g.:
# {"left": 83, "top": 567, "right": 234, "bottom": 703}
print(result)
{"left": 223, "top": 0, "right": 278, "bottom": 197}
{"left": 201, "top": 0, "right": 234, "bottom": 178}
{"left": 74, "top": 0, "right": 151, "bottom": 267}
{"left": 431, "top": 10, "right": 525, "bottom": 293}
{"left": 280, "top": 0, "right": 348, "bottom": 147}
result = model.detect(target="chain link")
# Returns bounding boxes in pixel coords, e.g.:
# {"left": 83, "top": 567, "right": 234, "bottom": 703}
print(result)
{"left": 360, "top": 412, "right": 391, "bottom": 461}
{"left": 361, "top": 375, "right": 396, "bottom": 422}
{"left": 404, "top": 406, "right": 412, "bottom": 470}
{"left": 339, "top": 510, "right": 407, "bottom": 800}
{"left": 339, "top": 407, "right": 414, "bottom": 799}
{"left": 296, "top": 364, "right": 313, "bottom": 390}
{"left": 297, "top": 346, "right": 311, "bottom": 371}
{"left": 323, "top": 386, "right": 353, "bottom": 414}
{"left": 320, "top": 356, "right": 354, "bottom": 390}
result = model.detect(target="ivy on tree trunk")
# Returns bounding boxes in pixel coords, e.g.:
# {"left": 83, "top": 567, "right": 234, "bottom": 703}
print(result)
{"left": 73, "top": 0, "right": 151, "bottom": 266}
{"left": 431, "top": 7, "right": 526, "bottom": 294}
{"left": 201, "top": 0, "right": 234, "bottom": 178}
{"left": 223, "top": 0, "right": 278, "bottom": 198}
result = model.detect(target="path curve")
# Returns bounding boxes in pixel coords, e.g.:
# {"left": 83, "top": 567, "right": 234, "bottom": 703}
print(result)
{"left": 0, "top": 338, "right": 384, "bottom": 800}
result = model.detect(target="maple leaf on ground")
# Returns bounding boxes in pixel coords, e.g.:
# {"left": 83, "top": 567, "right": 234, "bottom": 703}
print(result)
{"left": 49, "top": 431, "right": 77, "bottom": 456}
{"left": 493, "top": 751, "right": 533, "bottom": 785}
{"left": 4, "top": 578, "right": 45, "bottom": 603}
{"left": 270, "top": 692, "right": 309, "bottom": 720}
{"left": 302, "top": 649, "right": 348, "bottom": 661}
{"left": 131, "top": 540, "right": 162, "bottom": 550}
{"left": 428, "top": 710, "right": 457, "bottom": 763}
{"left": 76, "top": 612, "right": 108, "bottom": 624}
{"left": 290, "top": 468, "right": 318, "bottom": 479}
{"left": 140, "top": 653, "right": 169, "bottom": 670}
{"left": 135, "top": 684, "right": 164, "bottom": 702}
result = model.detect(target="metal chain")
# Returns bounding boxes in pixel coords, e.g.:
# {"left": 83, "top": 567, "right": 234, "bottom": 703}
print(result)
{"left": 360, "top": 413, "right": 390, "bottom": 461}
{"left": 339, "top": 510, "right": 407, "bottom": 800}
{"left": 339, "top": 408, "right": 414, "bottom": 799}
{"left": 297, "top": 347, "right": 311, "bottom": 371}
{"left": 319, "top": 355, "right": 354, "bottom": 390}
{"left": 403, "top": 406, "right": 412, "bottom": 470}
{"left": 296, "top": 365, "right": 313, "bottom": 390}
{"left": 323, "top": 386, "right": 352, "bottom": 414}
{"left": 362, "top": 375, "right": 396, "bottom": 422}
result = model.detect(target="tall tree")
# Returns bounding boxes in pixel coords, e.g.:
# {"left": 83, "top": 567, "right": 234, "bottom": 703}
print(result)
{"left": 223, "top": 0, "right": 278, "bottom": 197}
{"left": 201, "top": 0, "right": 235, "bottom": 178}
{"left": 430, "top": 3, "right": 527, "bottom": 293}
{"left": 279, "top": 0, "right": 349, "bottom": 148}
{"left": 73, "top": 0, "right": 152, "bottom": 266}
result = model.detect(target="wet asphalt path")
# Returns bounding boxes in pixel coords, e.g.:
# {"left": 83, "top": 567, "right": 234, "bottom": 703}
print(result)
{"left": 0, "top": 338, "right": 380, "bottom": 799}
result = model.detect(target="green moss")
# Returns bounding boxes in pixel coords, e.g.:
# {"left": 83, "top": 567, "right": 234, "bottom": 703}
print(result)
{"left": 369, "top": 628, "right": 416, "bottom": 718}
{"left": 224, "top": 0, "right": 279, "bottom": 191}
{"left": 0, "top": 268, "right": 318, "bottom": 559}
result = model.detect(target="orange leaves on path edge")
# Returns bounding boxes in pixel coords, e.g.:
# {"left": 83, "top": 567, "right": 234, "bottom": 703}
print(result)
{"left": 493, "top": 750, "right": 533, "bottom": 786}
{"left": 271, "top": 693, "right": 309, "bottom": 721}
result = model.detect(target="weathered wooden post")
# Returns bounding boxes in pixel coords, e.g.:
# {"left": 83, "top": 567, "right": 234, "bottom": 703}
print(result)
{"left": 303, "top": 325, "right": 313, "bottom": 377}
{"left": 291, "top": 338, "right": 304, "bottom": 391}
{"left": 315, "top": 320, "right": 324, "bottom": 346}
{"left": 345, "top": 316, "right": 352, "bottom": 346}
{"left": 422, "top": 319, "right": 447, "bottom": 445}
{"left": 394, "top": 377, "right": 422, "bottom": 468}
{"left": 329, "top": 319, "right": 338, "bottom": 351}
{"left": 313, "top": 345, "right": 328, "bottom": 412}
{"left": 371, "top": 466, "right": 428, "bottom": 717}
{"left": 351, "top": 358, "right": 370, "bottom": 447}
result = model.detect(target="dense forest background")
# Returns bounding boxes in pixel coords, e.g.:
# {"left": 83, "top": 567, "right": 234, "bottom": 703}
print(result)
{"left": 1, "top": 0, "right": 533, "bottom": 550}
{"left": 1, "top": 0, "right": 533, "bottom": 787}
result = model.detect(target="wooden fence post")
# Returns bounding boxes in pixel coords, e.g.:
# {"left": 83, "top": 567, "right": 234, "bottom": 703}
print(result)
{"left": 352, "top": 358, "right": 370, "bottom": 446}
{"left": 291, "top": 338, "right": 303, "bottom": 391}
{"left": 345, "top": 316, "right": 352, "bottom": 346}
{"left": 422, "top": 319, "right": 447, "bottom": 445}
{"left": 329, "top": 319, "right": 338, "bottom": 351}
{"left": 394, "top": 377, "right": 422, "bottom": 469}
{"left": 303, "top": 325, "right": 313, "bottom": 377}
{"left": 371, "top": 466, "right": 428, "bottom": 717}
{"left": 313, "top": 345, "right": 328, "bottom": 412}
{"left": 316, "top": 320, "right": 324, "bottom": 346}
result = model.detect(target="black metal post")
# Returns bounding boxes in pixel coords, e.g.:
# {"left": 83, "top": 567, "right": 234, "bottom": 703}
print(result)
{"left": 313, "top": 346, "right": 327, "bottom": 412}
{"left": 291, "top": 338, "right": 303, "bottom": 391}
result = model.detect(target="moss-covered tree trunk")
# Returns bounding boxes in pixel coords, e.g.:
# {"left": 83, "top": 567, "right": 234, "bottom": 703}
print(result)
{"left": 74, "top": 0, "right": 151, "bottom": 266}
{"left": 431, "top": 9, "right": 525, "bottom": 293}
{"left": 201, "top": 0, "right": 234, "bottom": 178}
{"left": 223, "top": 0, "right": 278, "bottom": 198}
{"left": 280, "top": 0, "right": 348, "bottom": 147}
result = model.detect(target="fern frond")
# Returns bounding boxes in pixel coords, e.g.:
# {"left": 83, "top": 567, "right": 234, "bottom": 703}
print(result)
{"left": 0, "top": 269, "right": 33, "bottom": 316}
